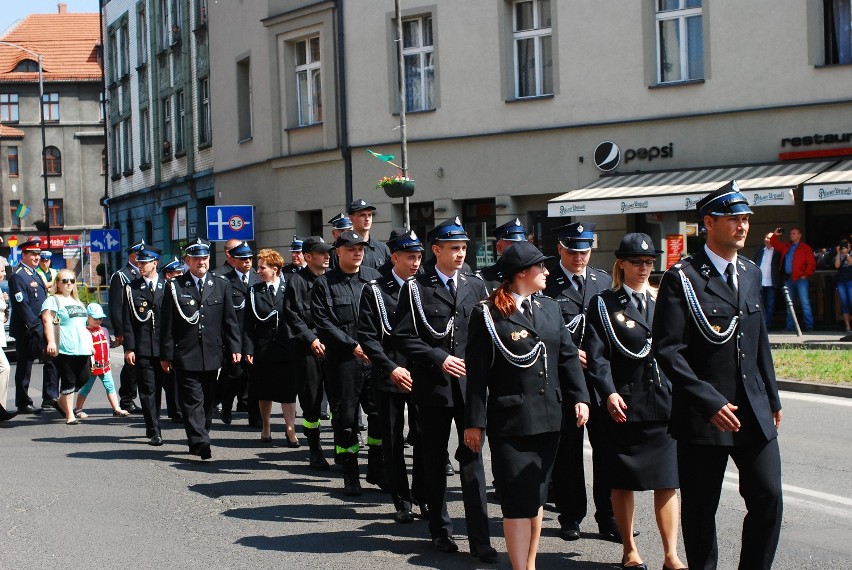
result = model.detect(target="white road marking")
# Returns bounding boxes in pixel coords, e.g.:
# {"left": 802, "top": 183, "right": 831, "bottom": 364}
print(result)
{"left": 779, "top": 391, "right": 852, "bottom": 407}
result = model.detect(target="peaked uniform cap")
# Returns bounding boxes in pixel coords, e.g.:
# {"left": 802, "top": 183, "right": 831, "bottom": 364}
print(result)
{"left": 555, "top": 222, "right": 596, "bottom": 251}
{"left": 493, "top": 218, "right": 527, "bottom": 242}
{"left": 427, "top": 216, "right": 469, "bottom": 243}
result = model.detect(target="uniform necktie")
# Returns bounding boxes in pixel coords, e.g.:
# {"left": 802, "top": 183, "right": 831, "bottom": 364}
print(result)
{"left": 267, "top": 284, "right": 275, "bottom": 299}
{"left": 447, "top": 277, "right": 456, "bottom": 299}
{"left": 725, "top": 263, "right": 737, "bottom": 294}
{"left": 197, "top": 278, "right": 204, "bottom": 294}
{"left": 632, "top": 292, "right": 646, "bottom": 318}
{"left": 242, "top": 273, "right": 248, "bottom": 286}
{"left": 573, "top": 274, "right": 584, "bottom": 294}
{"left": 521, "top": 298, "right": 535, "bottom": 326}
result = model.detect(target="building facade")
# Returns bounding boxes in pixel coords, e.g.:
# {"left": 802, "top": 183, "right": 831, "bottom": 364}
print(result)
{"left": 0, "top": 6, "right": 106, "bottom": 271}
{"left": 102, "top": 0, "right": 214, "bottom": 263}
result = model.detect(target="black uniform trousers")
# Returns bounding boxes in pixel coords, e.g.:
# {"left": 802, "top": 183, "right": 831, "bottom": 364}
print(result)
{"left": 14, "top": 340, "right": 58, "bottom": 407}
{"left": 417, "top": 403, "right": 489, "bottom": 546}
{"left": 135, "top": 356, "right": 166, "bottom": 437}
{"left": 163, "top": 369, "right": 182, "bottom": 420}
{"left": 678, "top": 438, "right": 782, "bottom": 570}
{"left": 553, "top": 401, "right": 612, "bottom": 526}
{"left": 296, "top": 349, "right": 325, "bottom": 429}
{"left": 324, "top": 357, "right": 378, "bottom": 458}
{"left": 118, "top": 362, "right": 138, "bottom": 409}
{"left": 218, "top": 358, "right": 259, "bottom": 423}
{"left": 375, "top": 389, "right": 423, "bottom": 507}
{"left": 178, "top": 369, "right": 220, "bottom": 449}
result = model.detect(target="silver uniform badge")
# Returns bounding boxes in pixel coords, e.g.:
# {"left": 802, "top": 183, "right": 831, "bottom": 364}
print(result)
{"left": 577, "top": 224, "right": 584, "bottom": 233}
{"left": 641, "top": 240, "right": 649, "bottom": 250}
{"left": 454, "top": 215, "right": 461, "bottom": 225}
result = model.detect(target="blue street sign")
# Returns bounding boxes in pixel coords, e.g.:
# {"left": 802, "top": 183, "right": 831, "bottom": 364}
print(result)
{"left": 90, "top": 229, "right": 121, "bottom": 252}
{"left": 206, "top": 205, "right": 254, "bottom": 241}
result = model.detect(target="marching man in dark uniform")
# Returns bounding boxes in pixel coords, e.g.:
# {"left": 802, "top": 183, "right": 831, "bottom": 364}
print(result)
{"left": 122, "top": 246, "right": 169, "bottom": 446}
{"left": 9, "top": 237, "right": 53, "bottom": 413}
{"left": 348, "top": 199, "right": 392, "bottom": 270}
{"left": 477, "top": 218, "right": 527, "bottom": 294}
{"left": 212, "top": 239, "right": 260, "bottom": 427}
{"left": 311, "top": 230, "right": 383, "bottom": 496}
{"left": 284, "top": 236, "right": 334, "bottom": 470}
{"left": 109, "top": 239, "right": 145, "bottom": 414}
{"left": 654, "top": 182, "right": 783, "bottom": 570}
{"left": 358, "top": 228, "right": 426, "bottom": 523}
{"left": 543, "top": 222, "right": 622, "bottom": 542}
{"left": 283, "top": 236, "right": 307, "bottom": 275}
{"left": 392, "top": 217, "right": 497, "bottom": 563}
{"left": 160, "top": 238, "right": 241, "bottom": 460}
{"left": 327, "top": 211, "right": 354, "bottom": 270}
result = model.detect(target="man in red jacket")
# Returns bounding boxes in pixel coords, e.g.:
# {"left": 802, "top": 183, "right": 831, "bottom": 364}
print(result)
{"left": 770, "top": 227, "right": 816, "bottom": 331}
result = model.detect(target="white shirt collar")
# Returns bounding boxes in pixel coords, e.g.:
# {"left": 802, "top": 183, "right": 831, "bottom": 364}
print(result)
{"left": 510, "top": 291, "right": 533, "bottom": 312}
{"left": 560, "top": 261, "right": 586, "bottom": 283}
{"left": 704, "top": 244, "right": 738, "bottom": 286}
{"left": 391, "top": 269, "right": 407, "bottom": 287}
{"left": 434, "top": 267, "right": 457, "bottom": 289}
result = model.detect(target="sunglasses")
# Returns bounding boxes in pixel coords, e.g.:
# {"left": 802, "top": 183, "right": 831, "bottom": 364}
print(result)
{"left": 60, "top": 278, "right": 76, "bottom": 284}
{"left": 624, "top": 259, "right": 655, "bottom": 267}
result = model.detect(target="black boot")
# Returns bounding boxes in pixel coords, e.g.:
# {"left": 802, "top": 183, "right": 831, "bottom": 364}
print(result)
{"left": 342, "top": 456, "right": 362, "bottom": 497}
{"left": 365, "top": 445, "right": 388, "bottom": 490}
{"left": 0, "top": 404, "right": 17, "bottom": 422}
{"left": 305, "top": 427, "right": 330, "bottom": 470}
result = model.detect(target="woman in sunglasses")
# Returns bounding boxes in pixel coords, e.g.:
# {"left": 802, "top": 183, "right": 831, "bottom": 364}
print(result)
{"left": 583, "top": 233, "right": 685, "bottom": 570}
{"left": 41, "top": 269, "right": 92, "bottom": 425}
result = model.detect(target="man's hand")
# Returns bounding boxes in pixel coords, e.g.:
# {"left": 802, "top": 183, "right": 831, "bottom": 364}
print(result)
{"left": 578, "top": 348, "right": 588, "bottom": 369}
{"left": 231, "top": 353, "right": 241, "bottom": 364}
{"left": 310, "top": 339, "right": 325, "bottom": 358}
{"left": 115, "top": 335, "right": 124, "bottom": 345}
{"left": 160, "top": 360, "right": 172, "bottom": 373}
{"left": 773, "top": 409, "right": 783, "bottom": 428}
{"left": 353, "top": 344, "right": 370, "bottom": 363}
{"left": 390, "top": 367, "right": 413, "bottom": 392}
{"left": 710, "top": 403, "right": 741, "bottom": 432}
{"left": 575, "top": 402, "right": 590, "bottom": 427}
{"left": 464, "top": 427, "right": 484, "bottom": 454}
{"left": 245, "top": 354, "right": 254, "bottom": 365}
{"left": 442, "top": 355, "right": 466, "bottom": 378}
{"left": 125, "top": 350, "right": 136, "bottom": 366}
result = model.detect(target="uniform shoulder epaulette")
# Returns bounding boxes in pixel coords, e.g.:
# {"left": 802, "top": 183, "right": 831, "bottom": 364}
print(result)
{"left": 536, "top": 293, "right": 555, "bottom": 301}
{"left": 368, "top": 279, "right": 378, "bottom": 284}
{"left": 213, "top": 273, "right": 228, "bottom": 281}
{"left": 590, "top": 266, "right": 611, "bottom": 276}
{"left": 738, "top": 254, "right": 758, "bottom": 268}
{"left": 471, "top": 271, "right": 484, "bottom": 281}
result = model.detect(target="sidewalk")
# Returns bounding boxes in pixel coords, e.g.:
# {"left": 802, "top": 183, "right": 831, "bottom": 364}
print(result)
{"left": 768, "top": 330, "right": 852, "bottom": 398}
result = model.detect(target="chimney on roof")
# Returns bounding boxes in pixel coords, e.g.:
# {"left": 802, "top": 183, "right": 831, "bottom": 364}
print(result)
{"left": 58, "top": 3, "right": 67, "bottom": 14}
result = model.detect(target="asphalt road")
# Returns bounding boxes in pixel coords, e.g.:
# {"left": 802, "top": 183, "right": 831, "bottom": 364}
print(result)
{"left": 1, "top": 356, "right": 851, "bottom": 569}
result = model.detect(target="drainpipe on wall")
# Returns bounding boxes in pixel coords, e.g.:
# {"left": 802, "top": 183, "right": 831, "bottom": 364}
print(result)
{"left": 336, "top": 0, "right": 352, "bottom": 206}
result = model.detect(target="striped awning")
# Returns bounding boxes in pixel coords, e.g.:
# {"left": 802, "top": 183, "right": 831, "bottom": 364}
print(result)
{"left": 548, "top": 161, "right": 834, "bottom": 217}
{"left": 803, "top": 160, "right": 852, "bottom": 201}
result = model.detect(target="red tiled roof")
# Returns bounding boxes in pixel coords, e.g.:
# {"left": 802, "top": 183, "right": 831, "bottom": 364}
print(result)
{"left": 0, "top": 124, "right": 25, "bottom": 139}
{"left": 0, "top": 13, "right": 102, "bottom": 82}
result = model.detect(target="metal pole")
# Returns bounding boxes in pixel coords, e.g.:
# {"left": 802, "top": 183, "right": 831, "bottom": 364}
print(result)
{"left": 395, "top": 0, "right": 410, "bottom": 230}
{"left": 782, "top": 285, "right": 803, "bottom": 337}
{"left": 38, "top": 54, "right": 50, "bottom": 250}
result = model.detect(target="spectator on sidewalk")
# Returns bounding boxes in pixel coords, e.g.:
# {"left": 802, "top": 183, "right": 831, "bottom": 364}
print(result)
{"left": 753, "top": 233, "right": 782, "bottom": 329}
{"left": 834, "top": 240, "right": 852, "bottom": 333}
{"left": 771, "top": 227, "right": 816, "bottom": 331}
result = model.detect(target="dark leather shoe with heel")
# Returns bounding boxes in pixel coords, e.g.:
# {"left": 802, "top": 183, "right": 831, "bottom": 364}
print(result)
{"left": 431, "top": 536, "right": 458, "bottom": 553}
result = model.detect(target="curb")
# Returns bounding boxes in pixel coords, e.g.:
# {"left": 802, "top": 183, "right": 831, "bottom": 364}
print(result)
{"left": 770, "top": 342, "right": 852, "bottom": 350}
{"left": 777, "top": 379, "right": 852, "bottom": 399}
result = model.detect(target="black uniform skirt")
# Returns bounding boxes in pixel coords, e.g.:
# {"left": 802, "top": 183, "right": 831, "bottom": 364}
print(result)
{"left": 489, "top": 431, "right": 560, "bottom": 519}
{"left": 604, "top": 419, "right": 678, "bottom": 491}
{"left": 249, "top": 359, "right": 295, "bottom": 403}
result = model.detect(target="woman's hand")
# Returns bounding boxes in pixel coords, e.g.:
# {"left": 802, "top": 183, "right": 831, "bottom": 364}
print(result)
{"left": 45, "top": 341, "right": 58, "bottom": 358}
{"left": 607, "top": 393, "right": 628, "bottom": 423}
{"left": 575, "top": 402, "right": 590, "bottom": 427}
{"left": 464, "top": 427, "right": 484, "bottom": 454}
{"left": 245, "top": 354, "right": 254, "bottom": 365}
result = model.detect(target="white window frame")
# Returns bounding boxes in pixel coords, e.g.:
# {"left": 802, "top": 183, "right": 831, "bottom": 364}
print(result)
{"left": 0, "top": 93, "right": 19, "bottom": 122}
{"left": 295, "top": 36, "right": 322, "bottom": 126}
{"left": 401, "top": 16, "right": 435, "bottom": 112}
{"left": 42, "top": 92, "right": 60, "bottom": 122}
{"left": 655, "top": 0, "right": 703, "bottom": 84}
{"left": 512, "top": 0, "right": 553, "bottom": 99}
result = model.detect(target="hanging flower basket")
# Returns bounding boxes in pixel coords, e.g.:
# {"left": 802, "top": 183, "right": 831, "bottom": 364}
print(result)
{"left": 376, "top": 176, "right": 415, "bottom": 198}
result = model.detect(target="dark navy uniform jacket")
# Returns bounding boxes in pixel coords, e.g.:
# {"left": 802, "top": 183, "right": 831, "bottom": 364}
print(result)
{"left": 330, "top": 237, "right": 391, "bottom": 271}
{"left": 653, "top": 249, "right": 782, "bottom": 446}
{"left": 543, "top": 264, "right": 612, "bottom": 347}
{"left": 584, "top": 287, "right": 672, "bottom": 422}
{"left": 392, "top": 268, "right": 487, "bottom": 408}
{"left": 108, "top": 263, "right": 140, "bottom": 337}
{"left": 122, "top": 276, "right": 166, "bottom": 358}
{"left": 311, "top": 265, "right": 383, "bottom": 360}
{"left": 476, "top": 263, "right": 504, "bottom": 296}
{"left": 283, "top": 267, "right": 321, "bottom": 349}
{"left": 357, "top": 265, "right": 408, "bottom": 393}
{"left": 243, "top": 277, "right": 292, "bottom": 364}
{"left": 9, "top": 264, "right": 47, "bottom": 338}
{"left": 159, "top": 272, "right": 240, "bottom": 372}
{"left": 212, "top": 263, "right": 260, "bottom": 330}
{"left": 465, "top": 297, "right": 587, "bottom": 437}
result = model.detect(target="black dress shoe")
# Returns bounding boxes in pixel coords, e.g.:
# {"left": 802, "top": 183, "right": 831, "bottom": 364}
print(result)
{"left": 431, "top": 536, "right": 458, "bottom": 553}
{"left": 598, "top": 518, "right": 639, "bottom": 543}
{"left": 235, "top": 401, "right": 248, "bottom": 412}
{"left": 319, "top": 412, "right": 330, "bottom": 421}
{"left": 444, "top": 460, "right": 455, "bottom": 477}
{"left": 41, "top": 400, "right": 58, "bottom": 412}
{"left": 170, "top": 414, "right": 184, "bottom": 423}
{"left": 560, "top": 522, "right": 581, "bottom": 541}
{"left": 470, "top": 544, "right": 498, "bottom": 563}
{"left": 197, "top": 442, "right": 212, "bottom": 460}
{"left": 309, "top": 453, "right": 331, "bottom": 470}
{"left": 394, "top": 507, "right": 415, "bottom": 524}
{"left": 0, "top": 409, "right": 17, "bottom": 422}
{"left": 418, "top": 503, "right": 430, "bottom": 519}
{"left": 148, "top": 435, "right": 164, "bottom": 446}
{"left": 18, "top": 405, "right": 39, "bottom": 414}
{"left": 286, "top": 438, "right": 300, "bottom": 448}
{"left": 221, "top": 409, "right": 232, "bottom": 425}
{"left": 125, "top": 403, "right": 142, "bottom": 414}
{"left": 248, "top": 419, "right": 262, "bottom": 429}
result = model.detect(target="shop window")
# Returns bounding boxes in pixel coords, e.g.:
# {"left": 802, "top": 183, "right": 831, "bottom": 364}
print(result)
{"left": 42, "top": 93, "right": 60, "bottom": 122}
{"left": 295, "top": 37, "right": 322, "bottom": 126}
{"left": 1, "top": 93, "right": 19, "bottom": 122}
{"left": 512, "top": 0, "right": 553, "bottom": 98}
{"left": 401, "top": 16, "right": 435, "bottom": 112}
{"left": 656, "top": 0, "right": 703, "bottom": 83}
{"left": 7, "top": 146, "right": 19, "bottom": 176}
{"left": 462, "top": 198, "right": 496, "bottom": 271}
{"left": 824, "top": 0, "right": 852, "bottom": 65}
{"left": 44, "top": 146, "right": 62, "bottom": 176}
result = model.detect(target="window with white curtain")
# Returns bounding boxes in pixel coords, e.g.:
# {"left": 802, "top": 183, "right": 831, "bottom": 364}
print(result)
{"left": 402, "top": 16, "right": 434, "bottom": 112}
{"left": 656, "top": 0, "right": 703, "bottom": 84}
{"left": 295, "top": 36, "right": 322, "bottom": 126}
{"left": 824, "top": 0, "right": 852, "bottom": 65}
{"left": 513, "top": 0, "right": 552, "bottom": 98}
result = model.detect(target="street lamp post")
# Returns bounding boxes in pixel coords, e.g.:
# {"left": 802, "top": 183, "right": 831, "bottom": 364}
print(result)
{"left": 0, "top": 41, "right": 50, "bottom": 248}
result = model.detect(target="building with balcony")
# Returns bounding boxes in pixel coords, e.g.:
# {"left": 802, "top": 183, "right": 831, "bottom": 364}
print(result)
{"left": 0, "top": 4, "right": 106, "bottom": 269}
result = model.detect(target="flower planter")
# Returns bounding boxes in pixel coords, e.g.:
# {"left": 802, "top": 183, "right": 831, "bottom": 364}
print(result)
{"left": 382, "top": 179, "right": 415, "bottom": 198}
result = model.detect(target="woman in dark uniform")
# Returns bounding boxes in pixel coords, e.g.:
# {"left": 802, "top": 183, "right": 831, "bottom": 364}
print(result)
{"left": 464, "top": 241, "right": 589, "bottom": 570}
{"left": 583, "top": 233, "right": 686, "bottom": 570}
{"left": 243, "top": 249, "right": 299, "bottom": 446}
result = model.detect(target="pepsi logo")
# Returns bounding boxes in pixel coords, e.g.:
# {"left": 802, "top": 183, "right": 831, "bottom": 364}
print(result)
{"left": 594, "top": 141, "right": 621, "bottom": 172}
